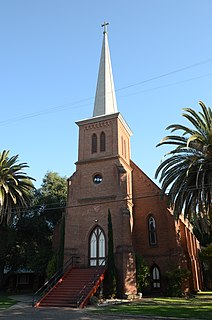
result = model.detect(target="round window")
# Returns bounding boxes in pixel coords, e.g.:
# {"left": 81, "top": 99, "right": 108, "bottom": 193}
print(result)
{"left": 93, "top": 174, "right": 103, "bottom": 184}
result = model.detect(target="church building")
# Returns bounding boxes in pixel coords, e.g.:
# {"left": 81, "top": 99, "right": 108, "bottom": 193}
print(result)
{"left": 64, "top": 24, "right": 202, "bottom": 297}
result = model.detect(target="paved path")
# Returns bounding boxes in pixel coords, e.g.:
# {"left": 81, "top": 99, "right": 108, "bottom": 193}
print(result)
{"left": 0, "top": 305, "right": 163, "bottom": 320}
{"left": 0, "top": 295, "right": 151, "bottom": 320}
{"left": 0, "top": 295, "right": 197, "bottom": 320}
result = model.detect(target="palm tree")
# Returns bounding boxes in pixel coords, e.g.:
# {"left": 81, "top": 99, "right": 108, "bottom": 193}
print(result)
{"left": 0, "top": 150, "right": 35, "bottom": 287}
{"left": 155, "top": 101, "right": 212, "bottom": 232}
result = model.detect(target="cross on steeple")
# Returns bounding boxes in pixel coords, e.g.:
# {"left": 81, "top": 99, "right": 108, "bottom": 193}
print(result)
{"left": 101, "top": 21, "right": 109, "bottom": 34}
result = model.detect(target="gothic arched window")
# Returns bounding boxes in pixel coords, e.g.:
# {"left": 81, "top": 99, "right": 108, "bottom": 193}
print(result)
{"left": 89, "top": 226, "right": 106, "bottom": 266}
{"left": 100, "top": 131, "right": 106, "bottom": 152}
{"left": 121, "top": 136, "right": 124, "bottom": 155}
{"left": 124, "top": 140, "right": 126, "bottom": 158}
{"left": 92, "top": 133, "right": 97, "bottom": 153}
{"left": 148, "top": 216, "right": 157, "bottom": 246}
{"left": 151, "top": 265, "right": 161, "bottom": 289}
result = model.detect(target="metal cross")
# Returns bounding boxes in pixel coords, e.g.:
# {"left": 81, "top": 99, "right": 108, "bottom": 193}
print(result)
{"left": 101, "top": 21, "right": 109, "bottom": 34}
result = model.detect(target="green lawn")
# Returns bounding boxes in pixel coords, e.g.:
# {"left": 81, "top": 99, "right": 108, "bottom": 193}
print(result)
{"left": 0, "top": 294, "right": 17, "bottom": 309}
{"left": 91, "top": 292, "right": 212, "bottom": 319}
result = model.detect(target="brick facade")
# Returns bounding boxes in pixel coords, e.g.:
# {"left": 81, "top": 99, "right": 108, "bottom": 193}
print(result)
{"left": 64, "top": 112, "right": 137, "bottom": 297}
{"left": 131, "top": 161, "right": 203, "bottom": 293}
{"left": 64, "top": 111, "right": 203, "bottom": 297}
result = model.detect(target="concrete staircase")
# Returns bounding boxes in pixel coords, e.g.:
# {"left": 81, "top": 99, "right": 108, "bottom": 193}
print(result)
{"left": 36, "top": 267, "right": 106, "bottom": 308}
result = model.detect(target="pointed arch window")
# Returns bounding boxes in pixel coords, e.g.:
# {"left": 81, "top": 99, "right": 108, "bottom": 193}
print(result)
{"left": 121, "top": 136, "right": 124, "bottom": 155}
{"left": 124, "top": 140, "right": 126, "bottom": 158}
{"left": 92, "top": 133, "right": 97, "bottom": 153}
{"left": 151, "top": 265, "right": 161, "bottom": 289}
{"left": 89, "top": 226, "right": 106, "bottom": 266}
{"left": 100, "top": 131, "right": 106, "bottom": 152}
{"left": 148, "top": 216, "right": 157, "bottom": 246}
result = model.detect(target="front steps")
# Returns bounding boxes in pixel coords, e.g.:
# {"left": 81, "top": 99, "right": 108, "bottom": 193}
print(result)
{"left": 36, "top": 267, "right": 105, "bottom": 308}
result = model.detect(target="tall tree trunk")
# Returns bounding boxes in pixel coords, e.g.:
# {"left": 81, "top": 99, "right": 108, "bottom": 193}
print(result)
{"left": 0, "top": 224, "right": 8, "bottom": 289}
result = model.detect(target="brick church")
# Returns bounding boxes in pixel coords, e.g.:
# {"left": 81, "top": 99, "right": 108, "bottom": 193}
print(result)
{"left": 64, "top": 24, "right": 202, "bottom": 297}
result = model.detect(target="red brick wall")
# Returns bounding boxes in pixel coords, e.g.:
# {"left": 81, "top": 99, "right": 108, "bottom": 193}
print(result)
{"left": 64, "top": 113, "right": 137, "bottom": 297}
{"left": 130, "top": 160, "right": 202, "bottom": 293}
{"left": 63, "top": 111, "right": 202, "bottom": 297}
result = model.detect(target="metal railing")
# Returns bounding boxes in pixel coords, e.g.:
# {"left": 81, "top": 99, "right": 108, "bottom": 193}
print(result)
{"left": 77, "top": 258, "right": 107, "bottom": 308}
{"left": 32, "top": 255, "right": 79, "bottom": 307}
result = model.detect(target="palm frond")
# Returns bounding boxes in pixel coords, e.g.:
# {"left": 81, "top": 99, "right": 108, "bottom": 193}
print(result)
{"left": 155, "top": 102, "right": 212, "bottom": 232}
{"left": 0, "top": 150, "right": 35, "bottom": 226}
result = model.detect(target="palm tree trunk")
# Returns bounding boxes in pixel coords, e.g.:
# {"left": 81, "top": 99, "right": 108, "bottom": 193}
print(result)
{"left": 0, "top": 224, "right": 7, "bottom": 289}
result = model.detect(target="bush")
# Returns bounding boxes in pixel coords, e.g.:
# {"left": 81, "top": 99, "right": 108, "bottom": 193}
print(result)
{"left": 135, "top": 254, "right": 150, "bottom": 293}
{"left": 165, "top": 267, "right": 190, "bottom": 297}
{"left": 46, "top": 254, "right": 58, "bottom": 279}
{"left": 89, "top": 295, "right": 99, "bottom": 305}
{"left": 199, "top": 244, "right": 212, "bottom": 289}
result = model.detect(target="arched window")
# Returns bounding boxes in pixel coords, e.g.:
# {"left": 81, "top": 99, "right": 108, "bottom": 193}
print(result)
{"left": 92, "top": 133, "right": 97, "bottom": 153}
{"left": 124, "top": 140, "right": 126, "bottom": 158}
{"left": 148, "top": 216, "right": 157, "bottom": 245}
{"left": 89, "top": 226, "right": 106, "bottom": 266}
{"left": 151, "top": 265, "right": 161, "bottom": 289}
{"left": 100, "top": 131, "right": 106, "bottom": 152}
{"left": 121, "top": 136, "right": 124, "bottom": 155}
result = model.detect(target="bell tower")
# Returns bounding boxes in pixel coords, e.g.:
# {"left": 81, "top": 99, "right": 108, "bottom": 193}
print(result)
{"left": 64, "top": 23, "right": 137, "bottom": 297}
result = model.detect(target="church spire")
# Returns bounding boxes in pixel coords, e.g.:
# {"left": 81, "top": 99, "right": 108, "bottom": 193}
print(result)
{"left": 93, "top": 22, "right": 118, "bottom": 117}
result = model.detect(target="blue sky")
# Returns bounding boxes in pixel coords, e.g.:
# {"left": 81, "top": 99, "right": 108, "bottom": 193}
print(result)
{"left": 1, "top": 0, "right": 212, "bottom": 188}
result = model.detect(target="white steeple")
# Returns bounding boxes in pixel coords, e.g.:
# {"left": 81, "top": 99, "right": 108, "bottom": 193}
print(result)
{"left": 93, "top": 22, "right": 118, "bottom": 117}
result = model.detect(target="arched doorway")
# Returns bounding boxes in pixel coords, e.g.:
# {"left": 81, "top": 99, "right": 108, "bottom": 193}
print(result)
{"left": 151, "top": 265, "right": 161, "bottom": 290}
{"left": 89, "top": 226, "right": 106, "bottom": 266}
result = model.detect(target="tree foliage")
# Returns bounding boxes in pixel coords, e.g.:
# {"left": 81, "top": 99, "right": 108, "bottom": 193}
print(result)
{"left": 103, "top": 209, "right": 116, "bottom": 298}
{"left": 0, "top": 150, "right": 35, "bottom": 288}
{"left": 155, "top": 101, "right": 212, "bottom": 232}
{"left": 12, "top": 171, "right": 68, "bottom": 277}
{"left": 199, "top": 244, "right": 212, "bottom": 287}
{"left": 1, "top": 169, "right": 67, "bottom": 289}
{"left": 0, "top": 150, "right": 35, "bottom": 226}
{"left": 135, "top": 254, "right": 150, "bottom": 293}
{"left": 34, "top": 171, "right": 67, "bottom": 228}
{"left": 165, "top": 267, "right": 191, "bottom": 297}
{"left": 18, "top": 211, "right": 51, "bottom": 272}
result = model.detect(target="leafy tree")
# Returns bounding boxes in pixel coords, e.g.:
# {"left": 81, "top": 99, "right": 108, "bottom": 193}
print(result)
{"left": 14, "top": 210, "right": 52, "bottom": 273}
{"left": 0, "top": 150, "right": 35, "bottom": 288}
{"left": 199, "top": 244, "right": 212, "bottom": 289}
{"left": 34, "top": 171, "right": 67, "bottom": 229}
{"left": 4, "top": 171, "right": 67, "bottom": 289}
{"left": 3, "top": 209, "right": 53, "bottom": 291}
{"left": 34, "top": 171, "right": 67, "bottom": 273}
{"left": 155, "top": 101, "right": 212, "bottom": 232}
{"left": 193, "top": 224, "right": 212, "bottom": 246}
{"left": 103, "top": 209, "right": 116, "bottom": 298}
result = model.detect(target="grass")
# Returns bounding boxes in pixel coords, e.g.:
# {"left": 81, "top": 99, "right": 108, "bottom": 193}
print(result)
{"left": 0, "top": 293, "right": 17, "bottom": 309}
{"left": 90, "top": 292, "right": 212, "bottom": 319}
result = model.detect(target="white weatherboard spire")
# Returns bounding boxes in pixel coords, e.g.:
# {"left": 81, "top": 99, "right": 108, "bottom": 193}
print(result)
{"left": 93, "top": 22, "right": 118, "bottom": 117}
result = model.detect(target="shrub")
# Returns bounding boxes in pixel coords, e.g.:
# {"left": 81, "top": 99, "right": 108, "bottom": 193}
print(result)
{"left": 199, "top": 244, "right": 212, "bottom": 289}
{"left": 46, "top": 254, "right": 58, "bottom": 279}
{"left": 165, "top": 267, "right": 190, "bottom": 297}
{"left": 135, "top": 254, "right": 150, "bottom": 293}
{"left": 89, "top": 295, "right": 99, "bottom": 305}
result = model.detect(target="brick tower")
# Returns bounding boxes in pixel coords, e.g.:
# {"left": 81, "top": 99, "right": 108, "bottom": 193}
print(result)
{"left": 64, "top": 23, "right": 137, "bottom": 297}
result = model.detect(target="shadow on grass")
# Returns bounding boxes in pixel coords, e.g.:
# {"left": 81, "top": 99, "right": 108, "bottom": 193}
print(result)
{"left": 90, "top": 292, "right": 212, "bottom": 320}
